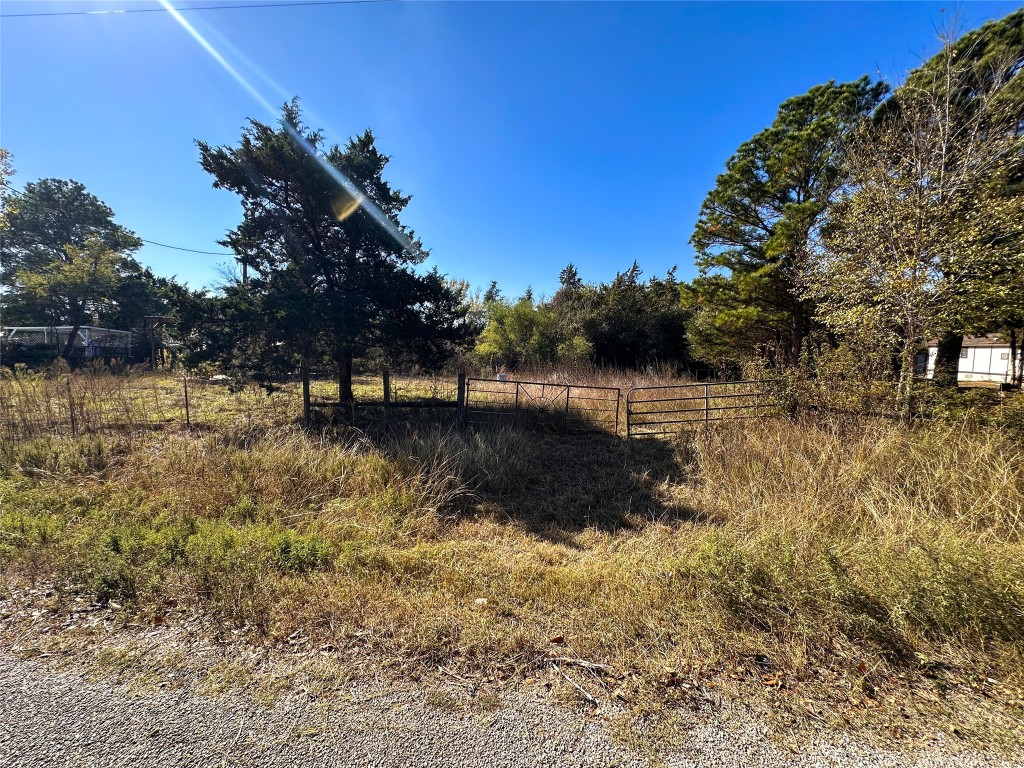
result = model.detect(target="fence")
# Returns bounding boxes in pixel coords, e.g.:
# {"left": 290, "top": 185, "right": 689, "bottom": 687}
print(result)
{"left": 0, "top": 371, "right": 300, "bottom": 441}
{"left": 464, "top": 377, "right": 621, "bottom": 434}
{"left": 1, "top": 370, "right": 784, "bottom": 442}
{"left": 626, "top": 379, "right": 782, "bottom": 437}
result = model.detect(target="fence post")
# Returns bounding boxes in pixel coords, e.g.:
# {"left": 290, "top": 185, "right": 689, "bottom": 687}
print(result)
{"left": 67, "top": 377, "right": 77, "bottom": 437}
{"left": 614, "top": 389, "right": 621, "bottom": 436}
{"left": 456, "top": 372, "right": 466, "bottom": 424}
{"left": 301, "top": 365, "right": 311, "bottom": 429}
{"left": 704, "top": 383, "right": 710, "bottom": 426}
{"left": 183, "top": 369, "right": 191, "bottom": 431}
{"left": 382, "top": 368, "right": 390, "bottom": 416}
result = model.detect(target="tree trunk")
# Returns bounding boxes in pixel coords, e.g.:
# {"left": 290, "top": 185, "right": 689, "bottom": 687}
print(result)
{"left": 61, "top": 322, "right": 83, "bottom": 361}
{"left": 789, "top": 308, "right": 804, "bottom": 368}
{"left": 337, "top": 348, "right": 354, "bottom": 403}
{"left": 932, "top": 331, "right": 963, "bottom": 388}
{"left": 897, "top": 341, "right": 917, "bottom": 423}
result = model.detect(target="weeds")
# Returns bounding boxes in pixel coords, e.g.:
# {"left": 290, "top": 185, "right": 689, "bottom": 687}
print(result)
{"left": 1, "top": 374, "right": 1023, "bottom": 743}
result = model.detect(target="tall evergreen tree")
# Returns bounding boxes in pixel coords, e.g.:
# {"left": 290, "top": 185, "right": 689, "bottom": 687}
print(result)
{"left": 198, "top": 100, "right": 470, "bottom": 402}
{"left": 688, "top": 78, "right": 888, "bottom": 367}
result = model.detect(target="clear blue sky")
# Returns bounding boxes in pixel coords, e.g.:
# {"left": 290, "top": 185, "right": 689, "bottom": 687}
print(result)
{"left": 3, "top": 1, "right": 1022, "bottom": 297}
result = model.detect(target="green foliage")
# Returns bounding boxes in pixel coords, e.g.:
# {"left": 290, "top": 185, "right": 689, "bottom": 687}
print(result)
{"left": 688, "top": 78, "right": 887, "bottom": 367}
{"left": 477, "top": 264, "right": 691, "bottom": 370}
{"left": 193, "top": 99, "right": 473, "bottom": 398}
{"left": 1, "top": 178, "right": 175, "bottom": 362}
{"left": 803, "top": 13, "right": 1024, "bottom": 412}
{"left": 475, "top": 294, "right": 563, "bottom": 367}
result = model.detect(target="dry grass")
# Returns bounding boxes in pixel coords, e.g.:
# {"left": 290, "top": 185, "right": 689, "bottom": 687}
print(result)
{"left": 1, "top": 372, "right": 1023, "bottom": 748}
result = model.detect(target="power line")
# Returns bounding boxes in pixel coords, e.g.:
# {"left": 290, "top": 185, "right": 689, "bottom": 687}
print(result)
{"left": 141, "top": 238, "right": 233, "bottom": 256}
{"left": 1, "top": 0, "right": 396, "bottom": 19}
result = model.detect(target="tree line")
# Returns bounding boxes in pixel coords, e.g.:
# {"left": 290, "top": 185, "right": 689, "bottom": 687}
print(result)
{"left": 1, "top": 11, "right": 1021, "bottom": 414}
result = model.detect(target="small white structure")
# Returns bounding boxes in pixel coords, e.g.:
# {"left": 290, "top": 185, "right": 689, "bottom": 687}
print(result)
{"left": 3, "top": 326, "right": 132, "bottom": 357}
{"left": 920, "top": 334, "right": 1018, "bottom": 385}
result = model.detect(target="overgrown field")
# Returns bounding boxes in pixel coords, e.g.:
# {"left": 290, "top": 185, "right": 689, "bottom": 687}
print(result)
{"left": 1, "top": 371, "right": 1023, "bottom": 747}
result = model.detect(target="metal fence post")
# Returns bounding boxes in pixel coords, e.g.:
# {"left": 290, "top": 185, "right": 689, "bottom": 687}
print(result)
{"left": 456, "top": 372, "right": 466, "bottom": 424}
{"left": 183, "top": 369, "right": 191, "bottom": 431}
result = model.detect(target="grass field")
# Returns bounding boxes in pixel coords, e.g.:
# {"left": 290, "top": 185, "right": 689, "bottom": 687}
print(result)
{"left": 1, "top": 369, "right": 1023, "bottom": 748}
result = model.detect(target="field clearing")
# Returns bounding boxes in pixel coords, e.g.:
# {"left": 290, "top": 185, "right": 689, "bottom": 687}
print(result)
{"left": 1, "top": 371, "right": 1023, "bottom": 750}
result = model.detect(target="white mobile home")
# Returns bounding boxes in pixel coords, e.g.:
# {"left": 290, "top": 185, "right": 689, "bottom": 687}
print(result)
{"left": 921, "top": 334, "right": 1017, "bottom": 385}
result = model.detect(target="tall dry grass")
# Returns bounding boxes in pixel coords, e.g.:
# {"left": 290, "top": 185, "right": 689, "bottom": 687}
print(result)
{"left": 2, "top": 373, "right": 1023, "bottom": 740}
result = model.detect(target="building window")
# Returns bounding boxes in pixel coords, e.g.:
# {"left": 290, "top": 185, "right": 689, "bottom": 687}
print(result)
{"left": 960, "top": 349, "right": 968, "bottom": 358}
{"left": 1000, "top": 352, "right": 1010, "bottom": 360}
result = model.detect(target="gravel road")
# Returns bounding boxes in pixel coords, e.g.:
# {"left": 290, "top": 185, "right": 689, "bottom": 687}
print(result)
{"left": 0, "top": 652, "right": 1019, "bottom": 768}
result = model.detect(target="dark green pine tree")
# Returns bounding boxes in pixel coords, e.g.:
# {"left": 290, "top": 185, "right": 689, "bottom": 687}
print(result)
{"left": 197, "top": 99, "right": 471, "bottom": 404}
{"left": 688, "top": 77, "right": 888, "bottom": 368}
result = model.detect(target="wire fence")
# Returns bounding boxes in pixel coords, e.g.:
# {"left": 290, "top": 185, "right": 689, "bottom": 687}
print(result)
{"left": 464, "top": 378, "right": 621, "bottom": 433}
{"left": 1, "top": 369, "right": 790, "bottom": 443}
{"left": 0, "top": 371, "right": 296, "bottom": 441}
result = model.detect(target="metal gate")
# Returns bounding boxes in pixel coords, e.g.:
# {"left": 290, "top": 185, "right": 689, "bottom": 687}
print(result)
{"left": 626, "top": 379, "right": 781, "bottom": 437}
{"left": 464, "top": 378, "right": 620, "bottom": 434}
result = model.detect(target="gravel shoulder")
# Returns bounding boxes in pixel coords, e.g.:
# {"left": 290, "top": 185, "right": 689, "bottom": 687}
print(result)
{"left": 1, "top": 649, "right": 1020, "bottom": 768}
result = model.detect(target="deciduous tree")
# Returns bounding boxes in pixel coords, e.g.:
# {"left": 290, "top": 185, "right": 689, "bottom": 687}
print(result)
{"left": 1, "top": 178, "right": 156, "bottom": 360}
{"left": 803, "top": 20, "right": 1024, "bottom": 414}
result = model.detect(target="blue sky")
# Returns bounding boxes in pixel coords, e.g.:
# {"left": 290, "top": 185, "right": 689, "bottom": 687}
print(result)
{"left": 2, "top": 1, "right": 1022, "bottom": 297}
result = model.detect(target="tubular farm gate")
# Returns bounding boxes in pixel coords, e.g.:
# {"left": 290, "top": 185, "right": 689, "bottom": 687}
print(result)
{"left": 626, "top": 379, "right": 781, "bottom": 437}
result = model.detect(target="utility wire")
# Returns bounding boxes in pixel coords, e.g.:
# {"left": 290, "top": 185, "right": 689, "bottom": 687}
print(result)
{"left": 1, "top": 0, "right": 396, "bottom": 19}
{"left": 141, "top": 238, "right": 233, "bottom": 256}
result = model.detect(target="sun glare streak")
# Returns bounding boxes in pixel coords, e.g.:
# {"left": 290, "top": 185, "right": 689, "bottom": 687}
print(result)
{"left": 158, "top": 1, "right": 277, "bottom": 115}
{"left": 331, "top": 191, "right": 365, "bottom": 222}
{"left": 158, "top": 0, "right": 417, "bottom": 254}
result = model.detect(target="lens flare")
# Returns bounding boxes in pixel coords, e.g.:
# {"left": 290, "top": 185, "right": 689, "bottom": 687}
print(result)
{"left": 331, "top": 190, "right": 365, "bottom": 221}
{"left": 159, "top": 0, "right": 417, "bottom": 256}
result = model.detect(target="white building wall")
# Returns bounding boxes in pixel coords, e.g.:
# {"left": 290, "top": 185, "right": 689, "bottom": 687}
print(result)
{"left": 924, "top": 344, "right": 1012, "bottom": 383}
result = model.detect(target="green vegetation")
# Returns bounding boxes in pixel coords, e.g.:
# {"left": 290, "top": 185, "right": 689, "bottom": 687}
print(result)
{"left": 687, "top": 77, "right": 887, "bottom": 368}
{"left": 475, "top": 264, "right": 690, "bottom": 370}
{"left": 0, "top": 178, "right": 176, "bottom": 362}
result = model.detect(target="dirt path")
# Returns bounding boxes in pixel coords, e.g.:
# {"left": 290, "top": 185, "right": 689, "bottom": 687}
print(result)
{"left": 1, "top": 652, "right": 1018, "bottom": 768}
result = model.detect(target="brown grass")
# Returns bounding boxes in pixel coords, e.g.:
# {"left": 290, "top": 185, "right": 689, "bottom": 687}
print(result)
{"left": 1, "top": 372, "right": 1023, "bottom": 748}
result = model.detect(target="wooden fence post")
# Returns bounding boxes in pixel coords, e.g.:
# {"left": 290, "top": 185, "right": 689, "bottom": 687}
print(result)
{"left": 67, "top": 377, "right": 77, "bottom": 437}
{"left": 383, "top": 369, "right": 390, "bottom": 409}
